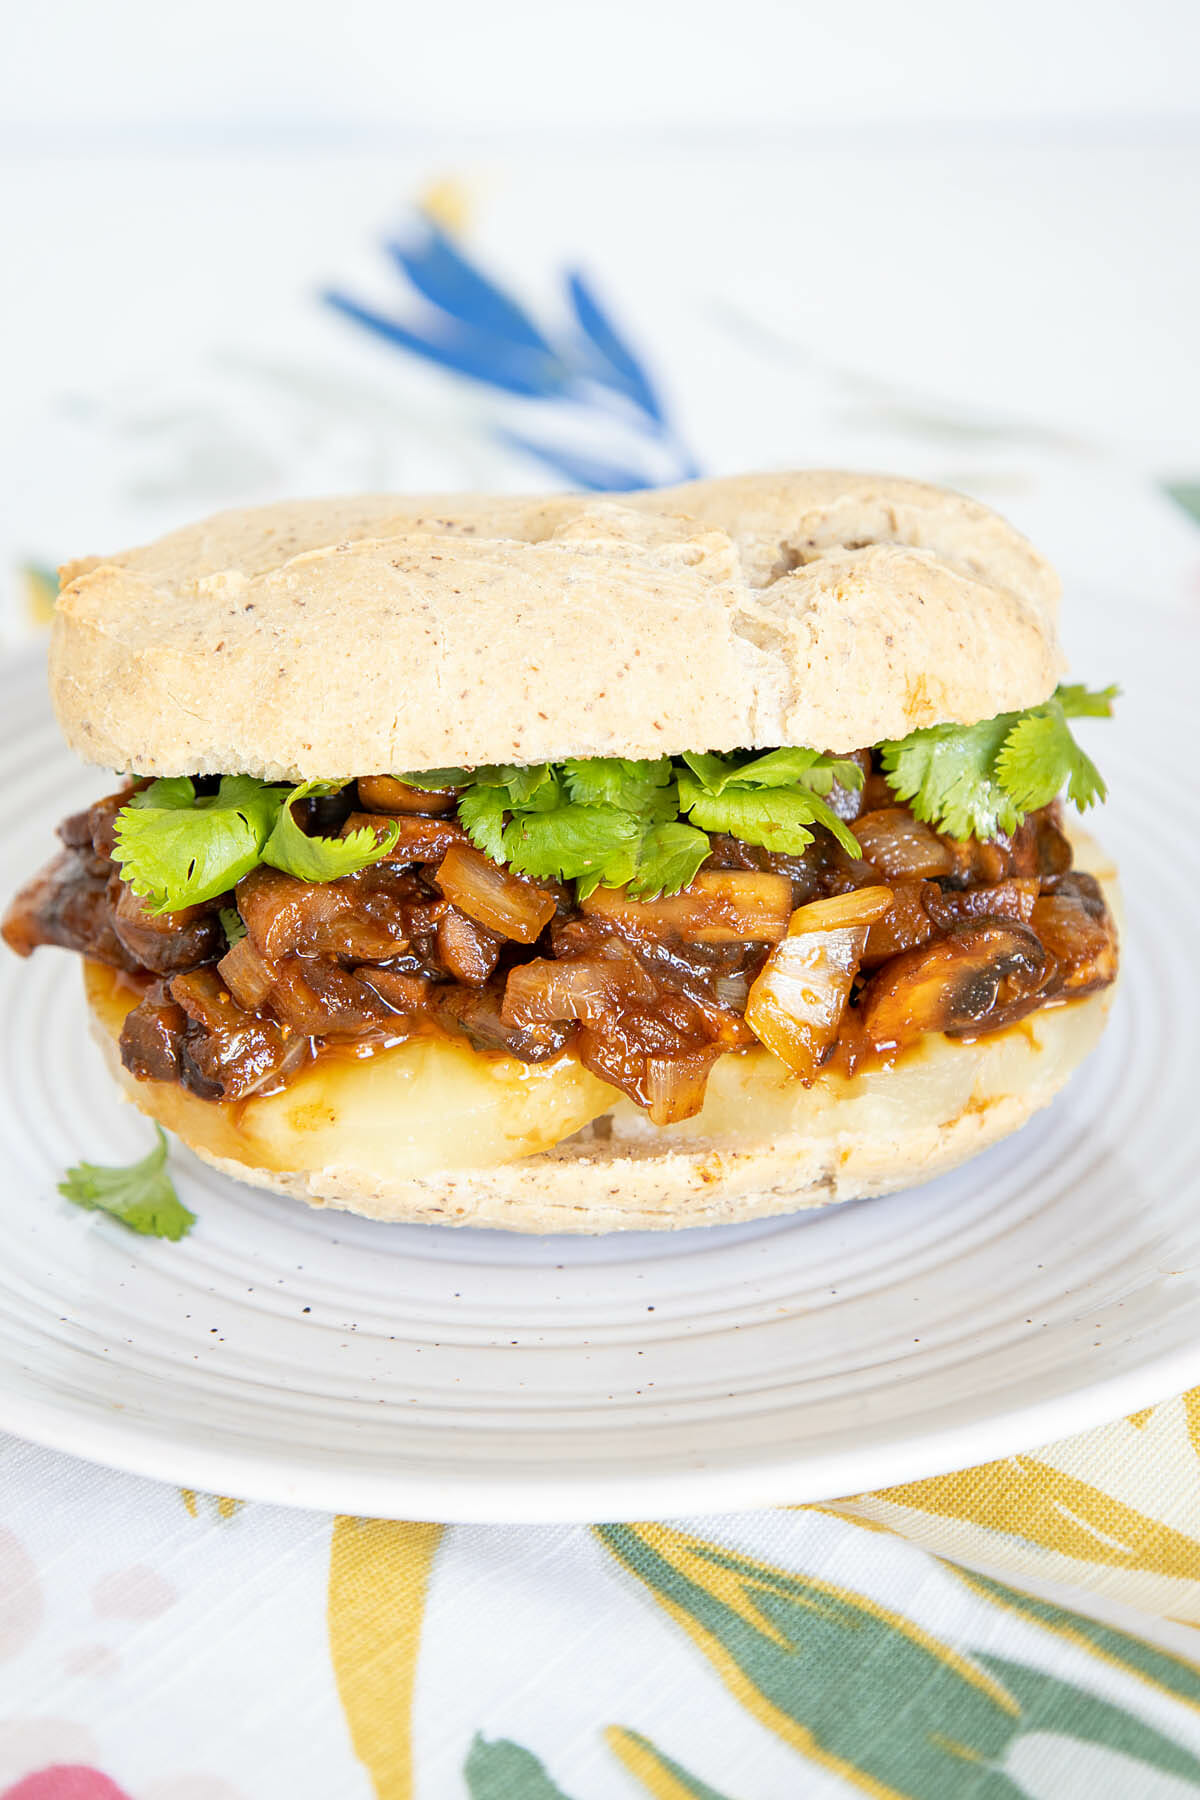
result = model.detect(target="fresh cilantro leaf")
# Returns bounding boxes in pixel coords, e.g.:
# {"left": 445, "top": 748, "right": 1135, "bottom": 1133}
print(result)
{"left": 680, "top": 751, "right": 741, "bottom": 795}
{"left": 995, "top": 703, "right": 1108, "bottom": 813}
{"left": 393, "top": 767, "right": 473, "bottom": 789}
{"left": 680, "top": 747, "right": 863, "bottom": 799}
{"left": 726, "top": 748, "right": 864, "bottom": 796}
{"left": 883, "top": 684, "right": 1117, "bottom": 839}
{"left": 563, "top": 756, "right": 673, "bottom": 811}
{"left": 59, "top": 1126, "right": 194, "bottom": 1240}
{"left": 677, "top": 772, "right": 861, "bottom": 858}
{"left": 497, "top": 763, "right": 553, "bottom": 804}
{"left": 113, "top": 775, "right": 289, "bottom": 913}
{"left": 263, "top": 781, "right": 399, "bottom": 882}
{"left": 125, "top": 775, "right": 198, "bottom": 811}
{"left": 458, "top": 784, "right": 509, "bottom": 860}
{"left": 501, "top": 803, "right": 639, "bottom": 882}
{"left": 219, "top": 905, "right": 246, "bottom": 946}
{"left": 879, "top": 715, "right": 1023, "bottom": 841}
{"left": 1054, "top": 682, "right": 1120, "bottom": 719}
{"left": 625, "top": 821, "right": 710, "bottom": 899}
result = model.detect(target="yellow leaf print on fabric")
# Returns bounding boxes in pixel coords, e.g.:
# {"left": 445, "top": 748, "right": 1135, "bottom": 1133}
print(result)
{"left": 950, "top": 1566, "right": 1200, "bottom": 1714}
{"left": 328, "top": 1517, "right": 443, "bottom": 1800}
{"left": 178, "top": 1488, "right": 242, "bottom": 1520}
{"left": 1184, "top": 1389, "right": 1200, "bottom": 1459}
{"left": 864, "top": 1455, "right": 1200, "bottom": 1580}
{"left": 604, "top": 1726, "right": 737, "bottom": 1799}
{"left": 21, "top": 562, "right": 58, "bottom": 629}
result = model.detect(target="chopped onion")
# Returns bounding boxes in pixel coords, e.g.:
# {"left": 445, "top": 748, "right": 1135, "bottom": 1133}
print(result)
{"left": 503, "top": 958, "right": 623, "bottom": 1024}
{"left": 218, "top": 933, "right": 277, "bottom": 1010}
{"left": 786, "top": 886, "right": 894, "bottom": 932}
{"left": 745, "top": 921, "right": 868, "bottom": 1082}
{"left": 583, "top": 872, "right": 793, "bottom": 944}
{"left": 645, "top": 1045, "right": 723, "bottom": 1125}
{"left": 436, "top": 905, "right": 501, "bottom": 986}
{"left": 854, "top": 808, "right": 955, "bottom": 880}
{"left": 436, "top": 843, "right": 558, "bottom": 943}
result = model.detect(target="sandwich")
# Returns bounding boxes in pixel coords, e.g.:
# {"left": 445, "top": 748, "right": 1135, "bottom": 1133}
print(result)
{"left": 2, "top": 471, "right": 1120, "bottom": 1232}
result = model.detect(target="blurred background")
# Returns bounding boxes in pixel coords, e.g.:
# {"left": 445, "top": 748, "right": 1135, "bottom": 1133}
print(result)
{"left": 3, "top": 0, "right": 1200, "bottom": 647}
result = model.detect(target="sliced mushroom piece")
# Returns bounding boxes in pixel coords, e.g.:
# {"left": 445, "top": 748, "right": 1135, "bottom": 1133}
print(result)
{"left": 924, "top": 877, "right": 1040, "bottom": 931}
{"left": 356, "top": 775, "right": 459, "bottom": 815}
{"left": 859, "top": 918, "right": 1051, "bottom": 1052}
{"left": 583, "top": 871, "right": 793, "bottom": 945}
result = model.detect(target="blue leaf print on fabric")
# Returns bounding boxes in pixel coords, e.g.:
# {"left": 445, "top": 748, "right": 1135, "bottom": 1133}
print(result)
{"left": 323, "top": 214, "right": 700, "bottom": 490}
{"left": 566, "top": 269, "right": 664, "bottom": 422}
{"left": 493, "top": 431, "right": 655, "bottom": 493}
{"left": 388, "top": 224, "right": 555, "bottom": 354}
{"left": 322, "top": 293, "right": 570, "bottom": 400}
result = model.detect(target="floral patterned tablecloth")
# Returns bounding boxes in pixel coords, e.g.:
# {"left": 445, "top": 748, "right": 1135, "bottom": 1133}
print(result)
{"left": 3, "top": 163, "right": 1200, "bottom": 1799}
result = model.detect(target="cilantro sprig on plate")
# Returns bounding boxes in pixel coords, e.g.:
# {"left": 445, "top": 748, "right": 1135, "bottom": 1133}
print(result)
{"left": 109, "top": 683, "right": 1115, "bottom": 911}
{"left": 59, "top": 1125, "right": 195, "bottom": 1240}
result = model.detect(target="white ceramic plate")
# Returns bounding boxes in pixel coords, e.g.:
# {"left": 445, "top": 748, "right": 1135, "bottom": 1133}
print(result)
{"left": 0, "top": 641, "right": 1196, "bottom": 1522}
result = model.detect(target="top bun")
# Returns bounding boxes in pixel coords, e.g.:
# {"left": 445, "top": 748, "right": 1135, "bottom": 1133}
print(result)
{"left": 49, "top": 471, "right": 1063, "bottom": 781}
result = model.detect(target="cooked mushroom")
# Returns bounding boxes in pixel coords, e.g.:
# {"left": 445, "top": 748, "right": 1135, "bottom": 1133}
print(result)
{"left": 859, "top": 918, "right": 1050, "bottom": 1051}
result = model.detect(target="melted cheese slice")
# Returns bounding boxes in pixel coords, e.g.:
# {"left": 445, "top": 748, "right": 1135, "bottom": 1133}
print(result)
{"left": 86, "top": 964, "right": 614, "bottom": 1176}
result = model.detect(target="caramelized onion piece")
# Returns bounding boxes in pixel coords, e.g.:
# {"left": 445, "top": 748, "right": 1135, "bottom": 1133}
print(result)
{"left": 859, "top": 919, "right": 1050, "bottom": 1052}
{"left": 1032, "top": 892, "right": 1119, "bottom": 994}
{"left": 237, "top": 865, "right": 413, "bottom": 961}
{"left": 436, "top": 905, "right": 503, "bottom": 985}
{"left": 356, "top": 776, "right": 458, "bottom": 815}
{"left": 262, "top": 959, "right": 402, "bottom": 1041}
{"left": 644, "top": 1045, "right": 724, "bottom": 1126}
{"left": 863, "top": 881, "right": 939, "bottom": 968}
{"left": 854, "top": 808, "right": 955, "bottom": 880}
{"left": 743, "top": 890, "right": 889, "bottom": 1082}
{"left": 582, "top": 871, "right": 793, "bottom": 944}
{"left": 503, "top": 954, "right": 655, "bottom": 1025}
{"left": 436, "top": 843, "right": 558, "bottom": 943}
{"left": 219, "top": 932, "right": 277, "bottom": 1011}
{"left": 432, "top": 979, "right": 570, "bottom": 1062}
{"left": 344, "top": 812, "right": 468, "bottom": 863}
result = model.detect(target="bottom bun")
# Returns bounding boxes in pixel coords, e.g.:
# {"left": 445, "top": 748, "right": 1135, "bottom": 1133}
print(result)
{"left": 83, "top": 826, "right": 1118, "bottom": 1232}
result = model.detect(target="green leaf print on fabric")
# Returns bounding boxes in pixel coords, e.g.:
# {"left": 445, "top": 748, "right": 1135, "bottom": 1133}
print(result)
{"left": 1164, "top": 482, "right": 1200, "bottom": 526}
{"left": 952, "top": 1568, "right": 1200, "bottom": 1716}
{"left": 596, "top": 1525, "right": 1200, "bottom": 1798}
{"left": 464, "top": 1734, "right": 577, "bottom": 1800}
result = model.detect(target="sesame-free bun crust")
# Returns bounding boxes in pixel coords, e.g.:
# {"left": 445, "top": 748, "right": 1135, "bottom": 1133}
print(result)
{"left": 85, "top": 837, "right": 1117, "bottom": 1235}
{"left": 51, "top": 471, "right": 1063, "bottom": 781}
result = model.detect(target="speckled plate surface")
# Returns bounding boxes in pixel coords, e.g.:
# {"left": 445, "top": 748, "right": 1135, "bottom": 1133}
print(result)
{"left": 0, "top": 640, "right": 1196, "bottom": 1522}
